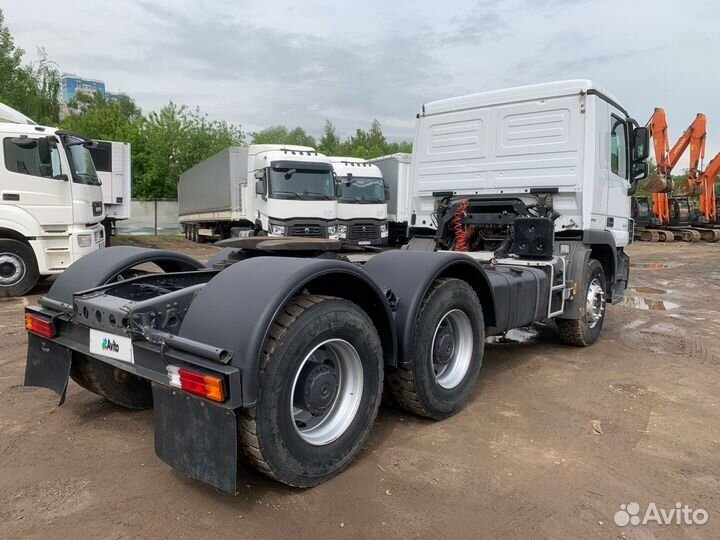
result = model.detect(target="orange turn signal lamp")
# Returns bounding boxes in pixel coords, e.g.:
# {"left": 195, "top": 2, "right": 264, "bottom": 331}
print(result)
{"left": 25, "top": 313, "right": 56, "bottom": 339}
{"left": 166, "top": 365, "right": 225, "bottom": 402}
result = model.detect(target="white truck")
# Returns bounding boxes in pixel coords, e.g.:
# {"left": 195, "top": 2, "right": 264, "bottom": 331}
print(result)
{"left": 88, "top": 141, "right": 131, "bottom": 245}
{"left": 25, "top": 80, "right": 648, "bottom": 494}
{"left": 0, "top": 121, "right": 106, "bottom": 296}
{"left": 179, "top": 145, "right": 341, "bottom": 241}
{"left": 369, "top": 153, "right": 412, "bottom": 244}
{"left": 330, "top": 157, "right": 388, "bottom": 246}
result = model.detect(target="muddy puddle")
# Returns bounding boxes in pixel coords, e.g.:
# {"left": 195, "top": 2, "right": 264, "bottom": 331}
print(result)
{"left": 629, "top": 261, "right": 683, "bottom": 270}
{"left": 623, "top": 287, "right": 679, "bottom": 311}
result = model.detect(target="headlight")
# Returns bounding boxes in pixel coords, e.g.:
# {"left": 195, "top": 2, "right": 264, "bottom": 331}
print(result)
{"left": 380, "top": 223, "right": 388, "bottom": 238}
{"left": 270, "top": 225, "right": 286, "bottom": 236}
{"left": 337, "top": 224, "right": 347, "bottom": 234}
{"left": 328, "top": 225, "right": 337, "bottom": 235}
{"left": 77, "top": 234, "right": 92, "bottom": 248}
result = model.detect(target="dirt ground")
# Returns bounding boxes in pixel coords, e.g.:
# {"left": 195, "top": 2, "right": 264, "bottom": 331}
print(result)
{"left": 1, "top": 238, "right": 719, "bottom": 539}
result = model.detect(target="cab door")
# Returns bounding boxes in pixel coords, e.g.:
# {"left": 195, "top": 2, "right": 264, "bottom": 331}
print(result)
{"left": 606, "top": 112, "right": 631, "bottom": 246}
{"left": 0, "top": 134, "right": 73, "bottom": 227}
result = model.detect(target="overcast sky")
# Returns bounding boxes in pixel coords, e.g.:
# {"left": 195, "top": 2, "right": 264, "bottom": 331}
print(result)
{"left": 4, "top": 0, "right": 720, "bottom": 164}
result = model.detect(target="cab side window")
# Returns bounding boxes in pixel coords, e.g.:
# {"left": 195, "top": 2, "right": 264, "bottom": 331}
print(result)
{"left": 610, "top": 117, "right": 628, "bottom": 178}
{"left": 3, "top": 137, "right": 62, "bottom": 179}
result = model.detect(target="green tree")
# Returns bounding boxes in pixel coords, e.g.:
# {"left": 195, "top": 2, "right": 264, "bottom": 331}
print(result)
{"left": 132, "top": 103, "right": 243, "bottom": 199}
{"left": 250, "top": 125, "right": 316, "bottom": 147}
{"left": 318, "top": 120, "right": 340, "bottom": 155}
{"left": 0, "top": 10, "right": 60, "bottom": 124}
{"left": 60, "top": 91, "right": 142, "bottom": 142}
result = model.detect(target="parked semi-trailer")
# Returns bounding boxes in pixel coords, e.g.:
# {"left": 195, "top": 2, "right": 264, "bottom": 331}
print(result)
{"left": 330, "top": 157, "right": 389, "bottom": 245}
{"left": 24, "top": 80, "right": 648, "bottom": 493}
{"left": 369, "top": 152, "right": 412, "bottom": 244}
{"left": 88, "top": 140, "right": 132, "bottom": 246}
{"left": 179, "top": 145, "right": 341, "bottom": 242}
{"left": 1, "top": 116, "right": 106, "bottom": 297}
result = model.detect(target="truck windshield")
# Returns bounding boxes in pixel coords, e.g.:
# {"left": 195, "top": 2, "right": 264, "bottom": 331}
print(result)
{"left": 269, "top": 168, "right": 335, "bottom": 200}
{"left": 65, "top": 138, "right": 101, "bottom": 185}
{"left": 337, "top": 177, "right": 385, "bottom": 203}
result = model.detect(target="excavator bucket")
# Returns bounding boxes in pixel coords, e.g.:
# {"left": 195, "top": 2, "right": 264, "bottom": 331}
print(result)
{"left": 644, "top": 173, "right": 673, "bottom": 193}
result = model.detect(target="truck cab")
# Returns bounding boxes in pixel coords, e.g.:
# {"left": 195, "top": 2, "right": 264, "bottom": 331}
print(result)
{"left": 330, "top": 157, "right": 389, "bottom": 245}
{"left": 87, "top": 140, "right": 132, "bottom": 244}
{"left": 252, "top": 145, "right": 339, "bottom": 239}
{"left": 0, "top": 121, "right": 106, "bottom": 296}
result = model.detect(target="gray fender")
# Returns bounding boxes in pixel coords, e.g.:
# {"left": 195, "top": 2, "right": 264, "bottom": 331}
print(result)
{"left": 47, "top": 246, "right": 204, "bottom": 306}
{"left": 178, "top": 256, "right": 396, "bottom": 407}
{"left": 362, "top": 250, "right": 496, "bottom": 364}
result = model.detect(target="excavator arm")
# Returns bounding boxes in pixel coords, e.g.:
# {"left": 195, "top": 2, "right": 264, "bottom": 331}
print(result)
{"left": 646, "top": 109, "right": 707, "bottom": 224}
{"left": 699, "top": 152, "right": 720, "bottom": 223}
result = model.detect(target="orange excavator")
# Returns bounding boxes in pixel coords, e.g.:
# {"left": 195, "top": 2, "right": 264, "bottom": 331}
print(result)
{"left": 645, "top": 108, "right": 707, "bottom": 225}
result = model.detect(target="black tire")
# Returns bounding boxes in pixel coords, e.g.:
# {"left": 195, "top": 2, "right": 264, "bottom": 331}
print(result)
{"left": 0, "top": 239, "right": 40, "bottom": 297}
{"left": 556, "top": 259, "right": 607, "bottom": 347}
{"left": 238, "top": 294, "right": 384, "bottom": 487}
{"left": 70, "top": 353, "right": 153, "bottom": 410}
{"left": 387, "top": 278, "right": 484, "bottom": 420}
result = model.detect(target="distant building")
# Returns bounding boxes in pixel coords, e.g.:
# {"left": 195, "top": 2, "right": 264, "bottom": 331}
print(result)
{"left": 60, "top": 73, "right": 106, "bottom": 103}
{"left": 59, "top": 73, "right": 127, "bottom": 118}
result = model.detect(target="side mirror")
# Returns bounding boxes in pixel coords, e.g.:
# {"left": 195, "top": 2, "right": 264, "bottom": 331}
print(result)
{"left": 633, "top": 161, "right": 649, "bottom": 181}
{"left": 254, "top": 169, "right": 265, "bottom": 180}
{"left": 632, "top": 126, "right": 649, "bottom": 161}
{"left": 37, "top": 137, "right": 51, "bottom": 164}
{"left": 255, "top": 179, "right": 266, "bottom": 195}
{"left": 384, "top": 186, "right": 390, "bottom": 201}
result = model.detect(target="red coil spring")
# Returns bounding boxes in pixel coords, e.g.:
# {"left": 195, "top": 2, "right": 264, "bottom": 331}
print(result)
{"left": 453, "top": 200, "right": 470, "bottom": 251}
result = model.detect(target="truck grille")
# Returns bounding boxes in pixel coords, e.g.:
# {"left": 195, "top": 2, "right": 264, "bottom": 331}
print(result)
{"left": 349, "top": 223, "right": 379, "bottom": 240}
{"left": 290, "top": 224, "right": 323, "bottom": 237}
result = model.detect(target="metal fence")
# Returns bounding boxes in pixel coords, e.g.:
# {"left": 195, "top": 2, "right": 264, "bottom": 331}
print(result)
{"left": 116, "top": 199, "right": 182, "bottom": 236}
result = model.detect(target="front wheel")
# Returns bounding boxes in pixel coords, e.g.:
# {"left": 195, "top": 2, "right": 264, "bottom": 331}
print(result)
{"left": 0, "top": 239, "right": 40, "bottom": 297}
{"left": 388, "top": 278, "right": 484, "bottom": 420}
{"left": 238, "top": 295, "right": 384, "bottom": 487}
{"left": 557, "top": 259, "right": 607, "bottom": 346}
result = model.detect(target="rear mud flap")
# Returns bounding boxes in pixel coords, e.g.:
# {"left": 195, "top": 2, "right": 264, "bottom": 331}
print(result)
{"left": 24, "top": 334, "right": 72, "bottom": 405}
{"left": 152, "top": 384, "right": 238, "bottom": 494}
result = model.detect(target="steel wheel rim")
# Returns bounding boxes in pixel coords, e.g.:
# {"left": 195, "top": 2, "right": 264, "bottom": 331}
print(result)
{"left": 431, "top": 309, "right": 474, "bottom": 389}
{"left": 0, "top": 253, "right": 25, "bottom": 286}
{"left": 585, "top": 278, "right": 605, "bottom": 329}
{"left": 291, "top": 338, "right": 364, "bottom": 446}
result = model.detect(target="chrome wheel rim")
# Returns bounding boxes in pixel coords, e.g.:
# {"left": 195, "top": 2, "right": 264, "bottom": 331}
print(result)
{"left": 0, "top": 253, "right": 25, "bottom": 287}
{"left": 585, "top": 278, "right": 605, "bottom": 329}
{"left": 431, "top": 309, "right": 474, "bottom": 389}
{"left": 291, "top": 338, "right": 364, "bottom": 446}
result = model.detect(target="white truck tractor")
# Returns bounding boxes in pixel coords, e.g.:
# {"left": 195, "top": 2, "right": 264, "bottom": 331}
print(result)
{"left": 88, "top": 140, "right": 131, "bottom": 245}
{"left": 24, "top": 80, "right": 648, "bottom": 494}
{"left": 0, "top": 121, "right": 106, "bottom": 297}
{"left": 330, "top": 157, "right": 389, "bottom": 246}
{"left": 179, "top": 145, "right": 340, "bottom": 241}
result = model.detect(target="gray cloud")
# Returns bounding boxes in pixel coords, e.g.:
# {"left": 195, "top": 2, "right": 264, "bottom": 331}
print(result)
{"left": 3, "top": 0, "right": 720, "bottom": 159}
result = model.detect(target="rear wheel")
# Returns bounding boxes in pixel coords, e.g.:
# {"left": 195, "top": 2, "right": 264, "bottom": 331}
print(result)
{"left": 239, "top": 295, "right": 383, "bottom": 487}
{"left": 70, "top": 353, "right": 153, "bottom": 409}
{"left": 557, "top": 259, "right": 606, "bottom": 346}
{"left": 388, "top": 278, "right": 484, "bottom": 420}
{"left": 0, "top": 239, "right": 39, "bottom": 297}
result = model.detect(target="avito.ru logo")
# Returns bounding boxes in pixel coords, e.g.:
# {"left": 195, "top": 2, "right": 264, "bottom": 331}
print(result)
{"left": 614, "top": 502, "right": 709, "bottom": 527}
{"left": 101, "top": 337, "right": 120, "bottom": 353}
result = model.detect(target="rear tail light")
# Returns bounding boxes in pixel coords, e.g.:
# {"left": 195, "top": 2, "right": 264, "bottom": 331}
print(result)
{"left": 166, "top": 365, "right": 226, "bottom": 402}
{"left": 25, "top": 313, "right": 56, "bottom": 338}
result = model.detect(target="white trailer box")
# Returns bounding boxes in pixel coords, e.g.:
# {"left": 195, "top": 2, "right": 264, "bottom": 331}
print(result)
{"left": 369, "top": 153, "right": 412, "bottom": 243}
